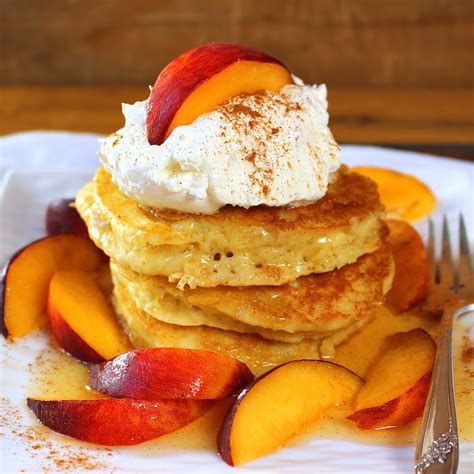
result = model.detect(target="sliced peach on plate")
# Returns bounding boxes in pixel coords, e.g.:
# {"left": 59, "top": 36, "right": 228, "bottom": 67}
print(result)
{"left": 90, "top": 348, "right": 253, "bottom": 399}
{"left": 385, "top": 219, "right": 428, "bottom": 313}
{"left": 218, "top": 360, "right": 363, "bottom": 466}
{"left": 48, "top": 296, "right": 104, "bottom": 363}
{"left": 46, "top": 198, "right": 88, "bottom": 236}
{"left": 27, "top": 398, "right": 210, "bottom": 446}
{"left": 347, "top": 372, "right": 432, "bottom": 431}
{"left": 147, "top": 42, "right": 293, "bottom": 145}
{"left": 352, "top": 166, "right": 435, "bottom": 221}
{"left": 347, "top": 328, "right": 436, "bottom": 429}
{"left": 47, "top": 269, "right": 131, "bottom": 362}
{"left": 0, "top": 235, "right": 104, "bottom": 340}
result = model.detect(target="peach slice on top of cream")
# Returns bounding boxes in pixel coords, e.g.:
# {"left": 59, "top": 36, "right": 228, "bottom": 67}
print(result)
{"left": 100, "top": 43, "right": 338, "bottom": 214}
{"left": 146, "top": 43, "right": 293, "bottom": 145}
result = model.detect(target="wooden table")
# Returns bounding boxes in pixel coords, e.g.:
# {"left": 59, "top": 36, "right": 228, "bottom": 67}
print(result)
{"left": 2, "top": 87, "right": 473, "bottom": 160}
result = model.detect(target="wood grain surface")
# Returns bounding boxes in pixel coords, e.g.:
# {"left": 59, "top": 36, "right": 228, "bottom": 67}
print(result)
{"left": 2, "top": 87, "right": 473, "bottom": 153}
{"left": 2, "top": 0, "right": 473, "bottom": 87}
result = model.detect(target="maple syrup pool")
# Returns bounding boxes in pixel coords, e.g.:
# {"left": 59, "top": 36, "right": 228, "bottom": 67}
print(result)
{"left": 27, "top": 306, "right": 473, "bottom": 454}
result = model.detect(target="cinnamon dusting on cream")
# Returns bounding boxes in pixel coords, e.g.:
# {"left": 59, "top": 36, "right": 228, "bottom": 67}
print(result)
{"left": 100, "top": 81, "right": 340, "bottom": 213}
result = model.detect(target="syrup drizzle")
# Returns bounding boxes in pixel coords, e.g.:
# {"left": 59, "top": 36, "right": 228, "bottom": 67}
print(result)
{"left": 26, "top": 306, "right": 473, "bottom": 455}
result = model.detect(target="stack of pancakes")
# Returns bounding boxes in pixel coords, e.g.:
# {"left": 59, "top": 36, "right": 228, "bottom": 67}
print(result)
{"left": 76, "top": 165, "right": 394, "bottom": 373}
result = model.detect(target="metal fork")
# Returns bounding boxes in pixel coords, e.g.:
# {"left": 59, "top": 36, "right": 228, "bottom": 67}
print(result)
{"left": 414, "top": 214, "right": 474, "bottom": 474}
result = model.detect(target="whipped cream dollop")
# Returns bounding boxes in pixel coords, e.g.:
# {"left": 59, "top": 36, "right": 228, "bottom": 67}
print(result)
{"left": 99, "top": 78, "right": 340, "bottom": 214}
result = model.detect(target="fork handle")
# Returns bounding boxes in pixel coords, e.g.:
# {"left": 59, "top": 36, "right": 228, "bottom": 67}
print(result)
{"left": 414, "top": 304, "right": 473, "bottom": 473}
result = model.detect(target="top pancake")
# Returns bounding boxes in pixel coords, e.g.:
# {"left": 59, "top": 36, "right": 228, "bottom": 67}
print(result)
{"left": 76, "top": 165, "right": 385, "bottom": 288}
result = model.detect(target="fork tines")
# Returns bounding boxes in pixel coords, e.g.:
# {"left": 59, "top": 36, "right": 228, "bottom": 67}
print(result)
{"left": 428, "top": 214, "right": 473, "bottom": 293}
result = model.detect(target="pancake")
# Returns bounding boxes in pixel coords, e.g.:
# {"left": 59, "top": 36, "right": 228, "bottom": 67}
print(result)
{"left": 76, "top": 166, "right": 385, "bottom": 288}
{"left": 111, "top": 241, "right": 394, "bottom": 336}
{"left": 112, "top": 268, "right": 320, "bottom": 343}
{"left": 112, "top": 278, "right": 371, "bottom": 375}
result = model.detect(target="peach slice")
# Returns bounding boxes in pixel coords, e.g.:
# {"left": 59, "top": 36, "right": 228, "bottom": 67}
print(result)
{"left": 385, "top": 219, "right": 428, "bottom": 313}
{"left": 47, "top": 290, "right": 104, "bottom": 363}
{"left": 46, "top": 198, "right": 88, "bottom": 236}
{"left": 218, "top": 360, "right": 363, "bottom": 466}
{"left": 47, "top": 270, "right": 131, "bottom": 361}
{"left": 352, "top": 166, "right": 435, "bottom": 221}
{"left": 27, "top": 398, "right": 210, "bottom": 446}
{"left": 147, "top": 43, "right": 293, "bottom": 145}
{"left": 346, "top": 372, "right": 432, "bottom": 430}
{"left": 0, "top": 235, "right": 104, "bottom": 340}
{"left": 347, "top": 329, "right": 436, "bottom": 429}
{"left": 90, "top": 348, "right": 253, "bottom": 399}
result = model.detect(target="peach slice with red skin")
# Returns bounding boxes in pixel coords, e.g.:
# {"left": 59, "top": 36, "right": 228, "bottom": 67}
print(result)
{"left": 347, "top": 328, "right": 436, "bottom": 430}
{"left": 27, "top": 398, "right": 210, "bottom": 446}
{"left": 46, "top": 198, "right": 88, "bottom": 236}
{"left": 347, "top": 372, "right": 432, "bottom": 429}
{"left": 147, "top": 43, "right": 293, "bottom": 145}
{"left": 47, "top": 270, "right": 132, "bottom": 362}
{"left": 217, "top": 360, "right": 363, "bottom": 466}
{"left": 90, "top": 348, "right": 253, "bottom": 399}
{"left": 0, "top": 235, "right": 104, "bottom": 340}
{"left": 385, "top": 219, "right": 428, "bottom": 313}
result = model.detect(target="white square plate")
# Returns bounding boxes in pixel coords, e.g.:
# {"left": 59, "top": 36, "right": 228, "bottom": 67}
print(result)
{"left": 1, "top": 132, "right": 473, "bottom": 473}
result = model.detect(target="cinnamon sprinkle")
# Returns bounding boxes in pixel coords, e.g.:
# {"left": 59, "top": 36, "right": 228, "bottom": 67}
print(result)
{"left": 111, "top": 133, "right": 122, "bottom": 147}
{"left": 245, "top": 151, "right": 257, "bottom": 163}
{"left": 461, "top": 336, "right": 474, "bottom": 364}
{"left": 216, "top": 89, "right": 303, "bottom": 200}
{"left": 1, "top": 397, "right": 113, "bottom": 472}
{"left": 226, "top": 103, "right": 262, "bottom": 119}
